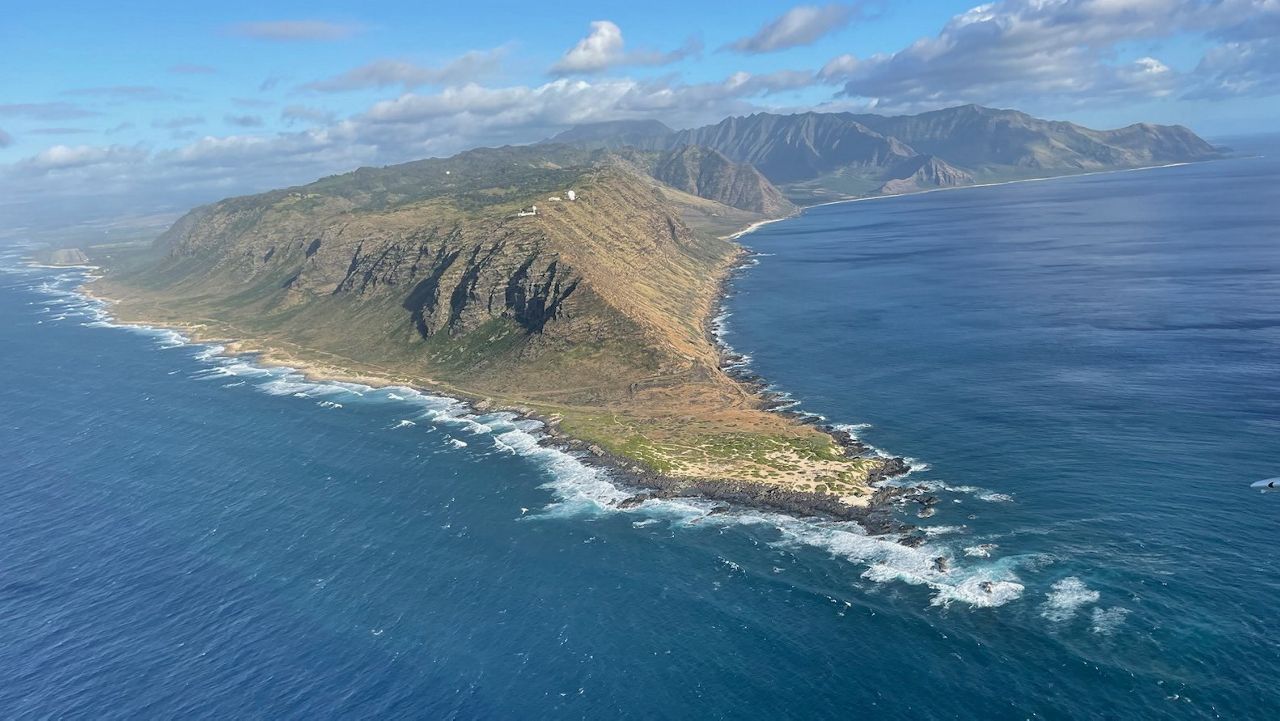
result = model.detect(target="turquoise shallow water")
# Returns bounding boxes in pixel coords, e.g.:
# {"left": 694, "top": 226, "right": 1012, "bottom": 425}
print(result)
{"left": 2, "top": 140, "right": 1278, "bottom": 718}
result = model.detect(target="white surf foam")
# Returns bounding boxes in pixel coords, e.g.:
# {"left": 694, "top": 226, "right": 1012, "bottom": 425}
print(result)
{"left": 1041, "top": 577, "right": 1100, "bottom": 622}
{"left": 1090, "top": 607, "right": 1130, "bottom": 635}
{"left": 964, "top": 543, "right": 998, "bottom": 558}
{"left": 764, "top": 517, "right": 1028, "bottom": 608}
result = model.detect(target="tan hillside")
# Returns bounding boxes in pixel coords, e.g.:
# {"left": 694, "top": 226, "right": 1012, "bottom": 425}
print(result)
{"left": 96, "top": 145, "right": 898, "bottom": 510}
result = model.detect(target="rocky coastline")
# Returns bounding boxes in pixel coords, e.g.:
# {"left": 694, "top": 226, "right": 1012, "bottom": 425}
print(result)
{"left": 65, "top": 208, "right": 929, "bottom": 537}
{"left": 520, "top": 231, "right": 925, "bottom": 535}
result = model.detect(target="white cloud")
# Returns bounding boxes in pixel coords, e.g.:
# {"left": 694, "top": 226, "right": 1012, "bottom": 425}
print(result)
{"left": 726, "top": 4, "right": 859, "bottom": 54}
{"left": 550, "top": 20, "right": 700, "bottom": 74}
{"left": 0, "top": 68, "right": 815, "bottom": 228}
{"left": 820, "top": 0, "right": 1245, "bottom": 110}
{"left": 818, "top": 53, "right": 858, "bottom": 81}
{"left": 6, "top": 0, "right": 1279, "bottom": 231}
{"left": 1185, "top": 37, "right": 1280, "bottom": 99}
{"left": 304, "top": 47, "right": 509, "bottom": 92}
{"left": 18, "top": 144, "right": 148, "bottom": 172}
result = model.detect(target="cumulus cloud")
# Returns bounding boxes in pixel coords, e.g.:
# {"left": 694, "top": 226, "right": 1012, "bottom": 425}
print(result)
{"left": 1, "top": 68, "right": 815, "bottom": 229}
{"left": 304, "top": 47, "right": 509, "bottom": 92}
{"left": 8, "top": 1, "right": 1278, "bottom": 233}
{"left": 726, "top": 4, "right": 860, "bottom": 53}
{"left": 819, "top": 0, "right": 1251, "bottom": 110}
{"left": 551, "top": 20, "right": 700, "bottom": 74}
{"left": 229, "top": 20, "right": 362, "bottom": 41}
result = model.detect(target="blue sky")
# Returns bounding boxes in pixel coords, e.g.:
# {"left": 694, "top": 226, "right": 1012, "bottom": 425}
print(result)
{"left": 2, "top": 1, "right": 1277, "bottom": 228}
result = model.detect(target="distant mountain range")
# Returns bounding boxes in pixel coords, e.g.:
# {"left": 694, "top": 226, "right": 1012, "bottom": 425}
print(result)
{"left": 547, "top": 104, "right": 1221, "bottom": 202}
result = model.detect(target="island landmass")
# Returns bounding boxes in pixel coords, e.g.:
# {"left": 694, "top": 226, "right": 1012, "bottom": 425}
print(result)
{"left": 79, "top": 105, "right": 1221, "bottom": 522}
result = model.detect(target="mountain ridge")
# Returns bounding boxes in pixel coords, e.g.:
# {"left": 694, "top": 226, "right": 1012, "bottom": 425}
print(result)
{"left": 549, "top": 104, "right": 1221, "bottom": 201}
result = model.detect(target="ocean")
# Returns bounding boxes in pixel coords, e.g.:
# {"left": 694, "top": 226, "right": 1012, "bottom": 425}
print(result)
{"left": 2, "top": 139, "right": 1277, "bottom": 719}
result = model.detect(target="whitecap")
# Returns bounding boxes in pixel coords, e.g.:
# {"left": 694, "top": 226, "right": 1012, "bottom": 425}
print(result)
{"left": 964, "top": 544, "right": 998, "bottom": 558}
{"left": 1090, "top": 607, "right": 1130, "bottom": 635}
{"left": 1041, "top": 577, "right": 1100, "bottom": 622}
{"left": 772, "top": 518, "right": 1027, "bottom": 608}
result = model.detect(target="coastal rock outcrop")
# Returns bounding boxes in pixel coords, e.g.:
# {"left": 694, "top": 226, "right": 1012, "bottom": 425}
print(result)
{"left": 879, "top": 155, "right": 975, "bottom": 194}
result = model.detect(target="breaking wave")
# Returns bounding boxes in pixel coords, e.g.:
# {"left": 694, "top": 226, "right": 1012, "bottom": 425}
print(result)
{"left": 1041, "top": 577, "right": 1101, "bottom": 622}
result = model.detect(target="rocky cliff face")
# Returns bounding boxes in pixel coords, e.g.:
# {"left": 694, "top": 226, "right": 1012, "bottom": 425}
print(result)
{"left": 652, "top": 146, "right": 795, "bottom": 215}
{"left": 119, "top": 146, "right": 736, "bottom": 402}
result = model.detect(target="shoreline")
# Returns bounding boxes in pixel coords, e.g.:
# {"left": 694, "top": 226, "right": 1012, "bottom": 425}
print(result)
{"left": 43, "top": 159, "right": 1140, "bottom": 530}
{"left": 72, "top": 271, "right": 921, "bottom": 529}
{"left": 38, "top": 157, "right": 1126, "bottom": 529}
{"left": 737, "top": 161, "right": 1211, "bottom": 231}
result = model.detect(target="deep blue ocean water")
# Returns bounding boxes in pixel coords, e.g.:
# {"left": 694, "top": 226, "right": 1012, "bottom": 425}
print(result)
{"left": 3, "top": 141, "right": 1278, "bottom": 719}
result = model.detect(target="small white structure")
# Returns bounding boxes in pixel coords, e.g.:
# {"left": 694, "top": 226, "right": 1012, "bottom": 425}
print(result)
{"left": 566, "top": 189, "right": 577, "bottom": 201}
{"left": 548, "top": 196, "right": 562, "bottom": 201}
{"left": 517, "top": 204, "right": 538, "bottom": 217}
